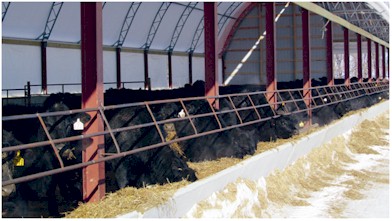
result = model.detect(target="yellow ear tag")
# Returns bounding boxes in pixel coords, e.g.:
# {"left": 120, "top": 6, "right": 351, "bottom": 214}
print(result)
{"left": 282, "top": 102, "right": 285, "bottom": 106}
{"left": 13, "top": 150, "right": 24, "bottom": 167}
{"left": 299, "top": 121, "right": 305, "bottom": 128}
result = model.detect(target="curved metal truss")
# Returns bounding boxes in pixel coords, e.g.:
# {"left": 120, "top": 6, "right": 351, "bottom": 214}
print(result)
{"left": 114, "top": 2, "right": 142, "bottom": 47}
{"left": 37, "top": 2, "right": 63, "bottom": 41}
{"left": 142, "top": 2, "right": 171, "bottom": 50}
{"left": 167, "top": 2, "right": 198, "bottom": 52}
{"left": 188, "top": 2, "right": 242, "bottom": 53}
{"left": 2, "top": 2, "right": 10, "bottom": 22}
{"left": 218, "top": 2, "right": 242, "bottom": 35}
{"left": 319, "top": 2, "right": 389, "bottom": 42}
{"left": 188, "top": 2, "right": 222, "bottom": 53}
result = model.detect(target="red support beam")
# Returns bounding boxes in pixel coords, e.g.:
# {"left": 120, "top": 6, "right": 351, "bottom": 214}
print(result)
{"left": 375, "top": 42, "right": 379, "bottom": 81}
{"left": 301, "top": 7, "right": 311, "bottom": 125}
{"left": 222, "top": 53, "right": 226, "bottom": 86}
{"left": 204, "top": 2, "right": 219, "bottom": 109}
{"left": 168, "top": 51, "right": 173, "bottom": 89}
{"left": 116, "top": 47, "right": 121, "bottom": 89}
{"left": 265, "top": 2, "right": 277, "bottom": 108}
{"left": 188, "top": 52, "right": 193, "bottom": 84}
{"left": 326, "top": 20, "right": 334, "bottom": 86}
{"left": 382, "top": 45, "right": 386, "bottom": 80}
{"left": 387, "top": 48, "right": 391, "bottom": 80}
{"left": 80, "top": 2, "right": 105, "bottom": 203}
{"left": 343, "top": 27, "right": 350, "bottom": 86}
{"left": 367, "top": 38, "right": 372, "bottom": 81}
{"left": 41, "top": 41, "right": 48, "bottom": 94}
{"left": 356, "top": 33, "right": 363, "bottom": 82}
{"left": 143, "top": 49, "right": 149, "bottom": 89}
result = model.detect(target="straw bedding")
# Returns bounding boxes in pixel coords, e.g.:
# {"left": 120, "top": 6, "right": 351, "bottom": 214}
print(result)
{"left": 189, "top": 110, "right": 389, "bottom": 218}
{"left": 66, "top": 105, "right": 389, "bottom": 218}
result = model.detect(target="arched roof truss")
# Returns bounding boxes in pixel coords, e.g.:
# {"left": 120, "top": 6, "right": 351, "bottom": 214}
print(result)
{"left": 114, "top": 2, "right": 141, "bottom": 47}
{"left": 167, "top": 2, "right": 198, "bottom": 52}
{"left": 143, "top": 2, "right": 171, "bottom": 50}
{"left": 1, "top": 2, "right": 389, "bottom": 53}
{"left": 37, "top": 2, "right": 63, "bottom": 41}
{"left": 2, "top": 2, "right": 10, "bottom": 22}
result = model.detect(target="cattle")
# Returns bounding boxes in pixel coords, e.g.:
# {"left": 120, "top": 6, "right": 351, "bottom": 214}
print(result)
{"left": 2, "top": 78, "right": 388, "bottom": 217}
{"left": 2, "top": 95, "right": 91, "bottom": 218}
{"left": 104, "top": 104, "right": 197, "bottom": 192}
{"left": 172, "top": 98, "right": 257, "bottom": 162}
{"left": 2, "top": 130, "right": 19, "bottom": 217}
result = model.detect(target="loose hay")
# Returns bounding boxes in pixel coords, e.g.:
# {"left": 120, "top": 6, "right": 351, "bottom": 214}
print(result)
{"left": 66, "top": 105, "right": 389, "bottom": 218}
{"left": 65, "top": 180, "right": 189, "bottom": 218}
{"left": 188, "top": 157, "right": 243, "bottom": 180}
{"left": 189, "top": 110, "right": 389, "bottom": 218}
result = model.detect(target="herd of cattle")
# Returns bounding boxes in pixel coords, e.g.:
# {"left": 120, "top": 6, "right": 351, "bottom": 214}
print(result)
{"left": 2, "top": 77, "right": 389, "bottom": 217}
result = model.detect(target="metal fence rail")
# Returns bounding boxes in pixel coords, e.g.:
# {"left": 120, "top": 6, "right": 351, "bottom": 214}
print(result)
{"left": 2, "top": 81, "right": 389, "bottom": 187}
{"left": 2, "top": 80, "right": 149, "bottom": 99}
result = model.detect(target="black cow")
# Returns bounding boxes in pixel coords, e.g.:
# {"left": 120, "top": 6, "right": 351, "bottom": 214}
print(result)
{"left": 104, "top": 104, "right": 197, "bottom": 192}
{"left": 2, "top": 97, "right": 90, "bottom": 218}
{"left": 173, "top": 98, "right": 257, "bottom": 162}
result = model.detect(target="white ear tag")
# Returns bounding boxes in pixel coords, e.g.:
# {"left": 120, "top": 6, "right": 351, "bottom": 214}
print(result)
{"left": 73, "top": 118, "right": 84, "bottom": 130}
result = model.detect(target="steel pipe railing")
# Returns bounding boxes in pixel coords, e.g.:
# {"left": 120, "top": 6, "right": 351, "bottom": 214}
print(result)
{"left": 2, "top": 82, "right": 389, "bottom": 187}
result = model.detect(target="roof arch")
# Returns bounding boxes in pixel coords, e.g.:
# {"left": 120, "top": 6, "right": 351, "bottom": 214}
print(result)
{"left": 1, "top": 2, "right": 389, "bottom": 53}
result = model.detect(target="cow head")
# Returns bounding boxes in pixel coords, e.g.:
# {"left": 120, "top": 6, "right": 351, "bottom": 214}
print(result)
{"left": 41, "top": 102, "right": 91, "bottom": 164}
{"left": 2, "top": 130, "right": 19, "bottom": 198}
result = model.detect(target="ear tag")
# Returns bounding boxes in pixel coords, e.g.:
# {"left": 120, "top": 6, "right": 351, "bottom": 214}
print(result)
{"left": 73, "top": 118, "right": 84, "bottom": 131}
{"left": 323, "top": 98, "right": 328, "bottom": 102}
{"left": 299, "top": 121, "right": 305, "bottom": 128}
{"left": 282, "top": 102, "right": 285, "bottom": 106}
{"left": 13, "top": 150, "right": 24, "bottom": 167}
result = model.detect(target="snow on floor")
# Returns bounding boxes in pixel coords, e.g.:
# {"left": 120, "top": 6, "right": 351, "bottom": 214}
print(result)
{"left": 185, "top": 113, "right": 389, "bottom": 218}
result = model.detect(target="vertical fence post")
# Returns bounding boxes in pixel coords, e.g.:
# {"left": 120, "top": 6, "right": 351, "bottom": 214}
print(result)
{"left": 265, "top": 2, "right": 277, "bottom": 109}
{"left": 116, "top": 47, "right": 122, "bottom": 89}
{"left": 343, "top": 27, "right": 350, "bottom": 86}
{"left": 144, "top": 49, "right": 149, "bottom": 90}
{"left": 326, "top": 20, "right": 334, "bottom": 86}
{"left": 41, "top": 41, "right": 48, "bottom": 94}
{"left": 188, "top": 51, "right": 193, "bottom": 85}
{"left": 375, "top": 42, "right": 379, "bottom": 82}
{"left": 204, "top": 2, "right": 219, "bottom": 109}
{"left": 27, "top": 81, "right": 31, "bottom": 107}
{"left": 80, "top": 2, "right": 105, "bottom": 203}
{"left": 301, "top": 7, "right": 312, "bottom": 126}
{"left": 168, "top": 50, "right": 173, "bottom": 89}
{"left": 357, "top": 33, "right": 363, "bottom": 82}
{"left": 367, "top": 38, "right": 372, "bottom": 81}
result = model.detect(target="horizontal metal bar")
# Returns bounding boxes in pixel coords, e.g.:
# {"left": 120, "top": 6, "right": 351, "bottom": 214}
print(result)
{"left": 2, "top": 82, "right": 389, "bottom": 187}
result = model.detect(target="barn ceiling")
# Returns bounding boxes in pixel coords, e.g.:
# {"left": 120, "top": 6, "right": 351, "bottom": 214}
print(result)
{"left": 1, "top": 2, "right": 389, "bottom": 54}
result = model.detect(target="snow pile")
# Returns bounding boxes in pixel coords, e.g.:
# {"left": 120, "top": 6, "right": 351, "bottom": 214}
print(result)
{"left": 185, "top": 112, "right": 389, "bottom": 218}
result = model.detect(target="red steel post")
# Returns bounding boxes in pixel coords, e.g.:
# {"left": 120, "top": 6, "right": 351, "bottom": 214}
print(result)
{"left": 326, "top": 20, "right": 334, "bottom": 86}
{"left": 375, "top": 42, "right": 379, "bottom": 81}
{"left": 367, "top": 38, "right": 372, "bottom": 81}
{"left": 188, "top": 52, "right": 193, "bottom": 84}
{"left": 382, "top": 45, "right": 386, "bottom": 80}
{"left": 301, "top": 8, "right": 312, "bottom": 125}
{"left": 387, "top": 48, "right": 390, "bottom": 80}
{"left": 41, "top": 41, "right": 48, "bottom": 94}
{"left": 265, "top": 2, "right": 277, "bottom": 109}
{"left": 356, "top": 33, "right": 363, "bottom": 82}
{"left": 168, "top": 51, "right": 173, "bottom": 89}
{"left": 343, "top": 27, "right": 350, "bottom": 86}
{"left": 143, "top": 49, "right": 149, "bottom": 89}
{"left": 116, "top": 47, "right": 122, "bottom": 89}
{"left": 80, "top": 2, "right": 105, "bottom": 203}
{"left": 204, "top": 2, "right": 219, "bottom": 109}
